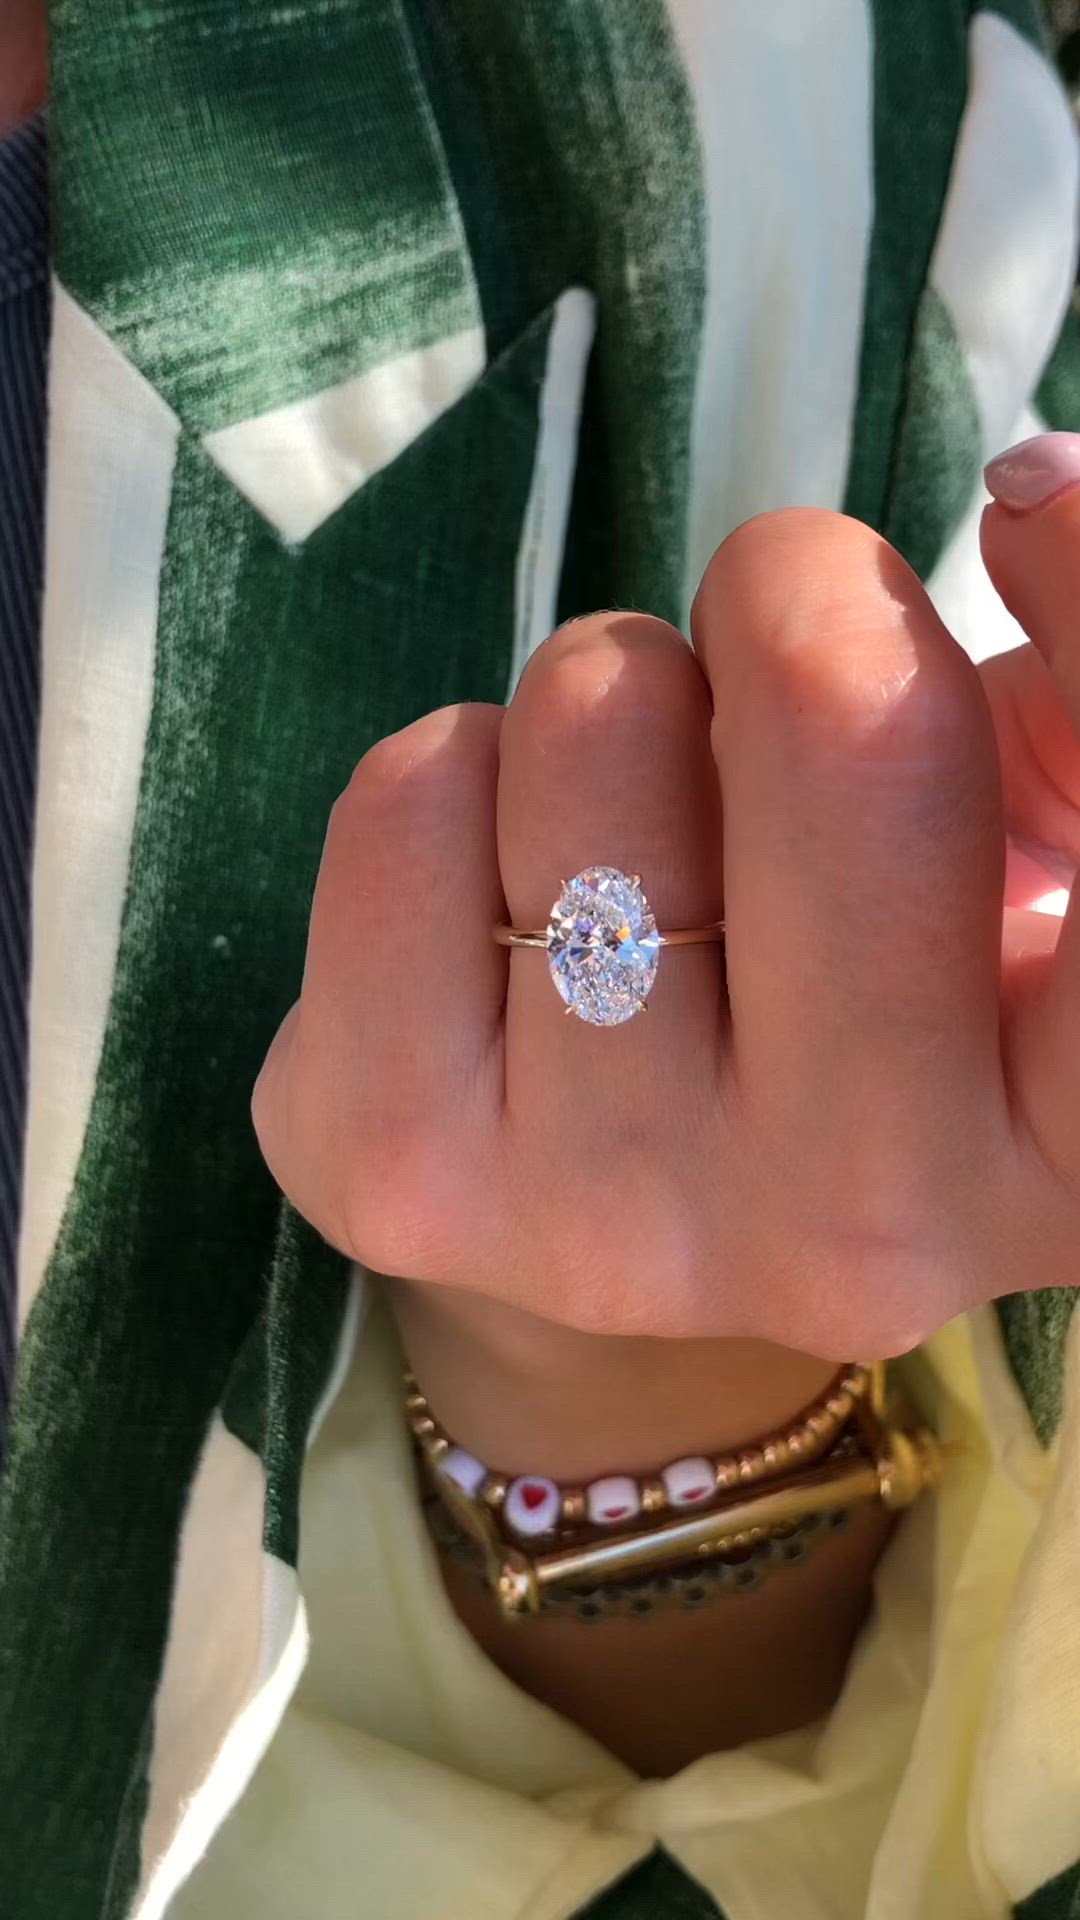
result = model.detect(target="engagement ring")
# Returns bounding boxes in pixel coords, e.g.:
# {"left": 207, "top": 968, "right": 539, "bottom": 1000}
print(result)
{"left": 494, "top": 867, "right": 725, "bottom": 1026}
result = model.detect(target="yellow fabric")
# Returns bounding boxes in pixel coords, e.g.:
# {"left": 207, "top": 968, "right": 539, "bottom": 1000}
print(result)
{"left": 974, "top": 1309, "right": 1080, "bottom": 1906}
{"left": 173, "top": 1295, "right": 1041, "bottom": 1920}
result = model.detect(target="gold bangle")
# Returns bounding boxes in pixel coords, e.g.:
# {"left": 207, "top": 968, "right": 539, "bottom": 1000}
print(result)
{"left": 428, "top": 1417, "right": 940, "bottom": 1619}
{"left": 426, "top": 1492, "right": 851, "bottom": 1621}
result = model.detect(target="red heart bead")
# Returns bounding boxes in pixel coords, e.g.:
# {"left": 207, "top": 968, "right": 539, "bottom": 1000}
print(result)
{"left": 603, "top": 1506, "right": 630, "bottom": 1521}
{"left": 521, "top": 1483, "right": 547, "bottom": 1511}
{"left": 684, "top": 1487, "right": 708, "bottom": 1501}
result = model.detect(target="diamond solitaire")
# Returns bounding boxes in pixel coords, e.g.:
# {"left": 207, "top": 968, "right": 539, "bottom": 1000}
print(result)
{"left": 493, "top": 873, "right": 724, "bottom": 1023}
{"left": 546, "top": 867, "right": 661, "bottom": 1026}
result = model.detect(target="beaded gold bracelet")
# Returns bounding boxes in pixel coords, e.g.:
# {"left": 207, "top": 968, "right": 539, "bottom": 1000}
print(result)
{"left": 404, "top": 1360, "right": 878, "bottom": 1542}
{"left": 405, "top": 1361, "right": 942, "bottom": 1620}
{"left": 399, "top": 1359, "right": 880, "bottom": 1536}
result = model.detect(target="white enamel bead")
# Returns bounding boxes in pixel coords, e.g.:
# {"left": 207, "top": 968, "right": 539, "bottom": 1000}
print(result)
{"left": 661, "top": 1456, "right": 715, "bottom": 1509}
{"left": 586, "top": 1475, "right": 641, "bottom": 1527}
{"left": 504, "top": 1475, "right": 561, "bottom": 1538}
{"left": 438, "top": 1448, "right": 488, "bottom": 1499}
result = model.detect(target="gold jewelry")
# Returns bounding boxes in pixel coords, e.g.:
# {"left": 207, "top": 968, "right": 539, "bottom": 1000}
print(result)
{"left": 493, "top": 924, "right": 727, "bottom": 950}
{"left": 425, "top": 1491, "right": 852, "bottom": 1621}
{"left": 407, "top": 1365, "right": 941, "bottom": 1620}
{"left": 494, "top": 866, "right": 724, "bottom": 1025}
{"left": 404, "top": 1361, "right": 876, "bottom": 1533}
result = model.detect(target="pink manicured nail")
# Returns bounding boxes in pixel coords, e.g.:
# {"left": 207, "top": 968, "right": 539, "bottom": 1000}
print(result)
{"left": 984, "top": 432, "right": 1080, "bottom": 513}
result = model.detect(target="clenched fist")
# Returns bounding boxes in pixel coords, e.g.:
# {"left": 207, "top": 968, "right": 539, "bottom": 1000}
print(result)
{"left": 253, "top": 487, "right": 1080, "bottom": 1367}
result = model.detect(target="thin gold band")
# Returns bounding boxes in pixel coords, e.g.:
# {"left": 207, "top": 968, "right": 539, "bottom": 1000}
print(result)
{"left": 493, "top": 920, "right": 726, "bottom": 950}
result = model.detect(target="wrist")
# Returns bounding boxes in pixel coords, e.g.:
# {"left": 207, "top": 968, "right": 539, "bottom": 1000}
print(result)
{"left": 386, "top": 1278, "right": 842, "bottom": 1482}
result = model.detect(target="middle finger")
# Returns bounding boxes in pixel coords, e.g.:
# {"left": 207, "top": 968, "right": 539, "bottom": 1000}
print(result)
{"left": 693, "top": 510, "right": 1006, "bottom": 1220}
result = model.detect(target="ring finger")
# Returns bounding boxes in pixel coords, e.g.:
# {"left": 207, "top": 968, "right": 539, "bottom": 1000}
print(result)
{"left": 498, "top": 612, "right": 726, "bottom": 1127}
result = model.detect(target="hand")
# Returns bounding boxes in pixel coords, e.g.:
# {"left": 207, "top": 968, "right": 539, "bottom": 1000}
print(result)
{"left": 253, "top": 494, "right": 1080, "bottom": 1369}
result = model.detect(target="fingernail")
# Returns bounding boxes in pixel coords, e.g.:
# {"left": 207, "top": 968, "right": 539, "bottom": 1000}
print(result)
{"left": 984, "top": 432, "right": 1080, "bottom": 514}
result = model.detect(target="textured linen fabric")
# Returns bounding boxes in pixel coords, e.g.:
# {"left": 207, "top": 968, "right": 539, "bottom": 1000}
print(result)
{"left": 3, "top": 5, "right": 1080, "bottom": 1919}
{"left": 167, "top": 1296, "right": 1033, "bottom": 1920}
{"left": 0, "top": 111, "right": 48, "bottom": 1436}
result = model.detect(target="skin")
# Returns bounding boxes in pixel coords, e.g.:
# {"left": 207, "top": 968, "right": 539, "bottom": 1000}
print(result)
{"left": 253, "top": 501, "right": 1080, "bottom": 1766}
{"left": 0, "top": 0, "right": 46, "bottom": 136}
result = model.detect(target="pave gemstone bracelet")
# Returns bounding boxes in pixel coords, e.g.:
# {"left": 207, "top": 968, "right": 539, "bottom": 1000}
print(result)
{"left": 405, "top": 1361, "right": 943, "bottom": 1619}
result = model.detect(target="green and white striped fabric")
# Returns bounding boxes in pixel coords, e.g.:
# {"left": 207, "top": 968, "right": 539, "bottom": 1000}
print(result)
{"left": 2, "top": 3, "right": 1080, "bottom": 1915}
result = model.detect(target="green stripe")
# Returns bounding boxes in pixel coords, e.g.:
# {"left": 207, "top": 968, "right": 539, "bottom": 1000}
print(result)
{"left": 1015, "top": 1859, "right": 1080, "bottom": 1918}
{"left": 221, "top": 1207, "right": 349, "bottom": 1567}
{"left": 843, "top": 0, "right": 970, "bottom": 540}
{"left": 997, "top": 1287, "right": 1079, "bottom": 1448}
{"left": 0, "top": 306, "right": 557, "bottom": 1917}
{"left": 576, "top": 1851, "right": 725, "bottom": 1920}
{"left": 1035, "top": 301, "right": 1080, "bottom": 429}
{"left": 881, "top": 285, "right": 983, "bottom": 577}
{"left": 450, "top": 0, "right": 706, "bottom": 627}
{"left": 984, "top": 0, "right": 1053, "bottom": 53}
{"left": 47, "top": 0, "right": 480, "bottom": 427}
{"left": 399, "top": 0, "right": 538, "bottom": 358}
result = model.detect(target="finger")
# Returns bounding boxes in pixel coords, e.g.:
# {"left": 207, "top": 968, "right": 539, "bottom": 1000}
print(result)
{"left": 692, "top": 509, "right": 1005, "bottom": 1207}
{"left": 981, "top": 435, "right": 1080, "bottom": 1183}
{"left": 253, "top": 703, "right": 506, "bottom": 1260}
{"left": 498, "top": 613, "right": 724, "bottom": 1115}
{"left": 979, "top": 641, "right": 1080, "bottom": 881}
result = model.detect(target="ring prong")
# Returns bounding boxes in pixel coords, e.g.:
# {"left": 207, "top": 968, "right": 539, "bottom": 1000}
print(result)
{"left": 631, "top": 873, "right": 642, "bottom": 887}
{"left": 636, "top": 997, "right": 649, "bottom": 1015}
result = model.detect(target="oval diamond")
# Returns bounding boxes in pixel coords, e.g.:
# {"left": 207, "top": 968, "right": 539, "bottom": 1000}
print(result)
{"left": 546, "top": 867, "right": 660, "bottom": 1026}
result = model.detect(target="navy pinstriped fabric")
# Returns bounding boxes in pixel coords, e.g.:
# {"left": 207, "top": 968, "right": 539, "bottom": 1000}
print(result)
{"left": 0, "top": 113, "right": 49, "bottom": 1436}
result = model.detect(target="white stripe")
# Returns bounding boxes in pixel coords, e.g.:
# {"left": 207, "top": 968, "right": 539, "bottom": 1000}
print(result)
{"left": 134, "top": 1551, "right": 308, "bottom": 1920}
{"left": 203, "top": 326, "right": 486, "bottom": 544}
{"left": 926, "top": 403, "right": 1042, "bottom": 668}
{"left": 928, "top": 11, "right": 1079, "bottom": 465}
{"left": 136, "top": 1277, "right": 363, "bottom": 1912}
{"left": 507, "top": 286, "right": 596, "bottom": 694}
{"left": 18, "top": 285, "right": 179, "bottom": 1327}
{"left": 307, "top": 1265, "right": 367, "bottom": 1446}
{"left": 665, "top": 0, "right": 873, "bottom": 617}
{"left": 134, "top": 1416, "right": 273, "bottom": 1912}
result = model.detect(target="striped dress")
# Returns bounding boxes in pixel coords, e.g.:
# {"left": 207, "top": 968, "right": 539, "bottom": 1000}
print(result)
{"left": 2, "top": 4, "right": 1080, "bottom": 1917}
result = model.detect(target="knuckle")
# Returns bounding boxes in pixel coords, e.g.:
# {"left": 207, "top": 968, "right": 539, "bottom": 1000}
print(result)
{"left": 698, "top": 511, "right": 984, "bottom": 767}
{"left": 695, "top": 507, "right": 868, "bottom": 624}
{"left": 528, "top": 610, "right": 684, "bottom": 673}
{"left": 511, "top": 614, "right": 702, "bottom": 755}
{"left": 749, "top": 1125, "right": 972, "bottom": 1356}
{"left": 339, "top": 1122, "right": 463, "bottom": 1279}
{"left": 335, "top": 703, "right": 500, "bottom": 823}
{"left": 761, "top": 608, "right": 978, "bottom": 769}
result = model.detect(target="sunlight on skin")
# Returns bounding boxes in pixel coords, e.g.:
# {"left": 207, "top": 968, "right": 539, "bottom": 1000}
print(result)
{"left": 1032, "top": 888, "right": 1070, "bottom": 916}
{"left": 1005, "top": 839, "right": 1072, "bottom": 915}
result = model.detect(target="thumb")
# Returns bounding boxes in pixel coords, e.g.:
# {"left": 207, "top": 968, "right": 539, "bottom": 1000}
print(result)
{"left": 978, "top": 640, "right": 1079, "bottom": 907}
{"left": 981, "top": 432, "right": 1080, "bottom": 1175}
{"left": 979, "top": 434, "right": 1080, "bottom": 900}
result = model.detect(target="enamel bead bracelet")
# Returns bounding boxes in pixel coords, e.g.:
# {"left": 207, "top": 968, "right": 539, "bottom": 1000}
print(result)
{"left": 403, "top": 1361, "right": 877, "bottom": 1543}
